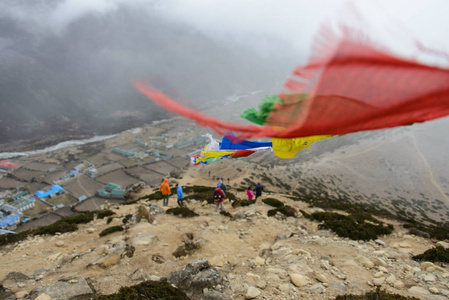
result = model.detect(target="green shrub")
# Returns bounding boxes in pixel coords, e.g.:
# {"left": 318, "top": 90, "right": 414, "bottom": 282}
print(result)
{"left": 99, "top": 226, "right": 124, "bottom": 237}
{"left": 220, "top": 211, "right": 232, "bottom": 218}
{"left": 267, "top": 205, "right": 297, "bottom": 217}
{"left": 166, "top": 207, "right": 199, "bottom": 218}
{"left": 97, "top": 280, "right": 190, "bottom": 299}
{"left": 57, "top": 212, "right": 94, "bottom": 224}
{"left": 412, "top": 246, "right": 449, "bottom": 263}
{"left": 122, "top": 214, "right": 133, "bottom": 224}
{"left": 335, "top": 287, "right": 419, "bottom": 300}
{"left": 32, "top": 212, "right": 95, "bottom": 236}
{"left": 106, "top": 217, "right": 113, "bottom": 224}
{"left": 120, "top": 199, "right": 139, "bottom": 205}
{"left": 404, "top": 222, "right": 449, "bottom": 241}
{"left": 138, "top": 191, "right": 163, "bottom": 201}
{"left": 97, "top": 210, "right": 115, "bottom": 219}
{"left": 232, "top": 200, "right": 255, "bottom": 208}
{"left": 310, "top": 212, "right": 393, "bottom": 241}
{"left": 262, "top": 198, "right": 284, "bottom": 208}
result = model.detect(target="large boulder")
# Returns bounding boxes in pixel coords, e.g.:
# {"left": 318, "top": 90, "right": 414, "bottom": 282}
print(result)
{"left": 30, "top": 277, "right": 95, "bottom": 300}
{"left": 167, "top": 259, "right": 222, "bottom": 297}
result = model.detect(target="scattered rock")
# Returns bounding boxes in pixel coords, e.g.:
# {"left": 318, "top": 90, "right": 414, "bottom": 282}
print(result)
{"left": 55, "top": 240, "right": 64, "bottom": 247}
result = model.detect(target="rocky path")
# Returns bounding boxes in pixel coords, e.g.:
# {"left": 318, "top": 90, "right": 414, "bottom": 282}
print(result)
{"left": 1, "top": 187, "right": 448, "bottom": 299}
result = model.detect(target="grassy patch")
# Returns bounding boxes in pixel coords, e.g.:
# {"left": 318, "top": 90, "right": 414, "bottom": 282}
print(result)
{"left": 166, "top": 207, "right": 199, "bottom": 218}
{"left": 99, "top": 226, "right": 124, "bottom": 237}
{"left": 335, "top": 287, "right": 419, "bottom": 300}
{"left": 262, "top": 198, "right": 284, "bottom": 208}
{"left": 302, "top": 211, "right": 393, "bottom": 241}
{"left": 412, "top": 246, "right": 449, "bottom": 263}
{"left": 0, "top": 212, "right": 95, "bottom": 246}
{"left": 97, "top": 210, "right": 115, "bottom": 219}
{"left": 97, "top": 280, "right": 190, "bottom": 300}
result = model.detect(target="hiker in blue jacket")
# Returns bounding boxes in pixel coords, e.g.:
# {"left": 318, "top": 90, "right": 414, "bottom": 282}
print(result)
{"left": 176, "top": 184, "right": 184, "bottom": 207}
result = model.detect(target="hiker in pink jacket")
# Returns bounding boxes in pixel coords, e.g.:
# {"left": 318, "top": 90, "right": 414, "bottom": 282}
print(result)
{"left": 246, "top": 186, "right": 254, "bottom": 200}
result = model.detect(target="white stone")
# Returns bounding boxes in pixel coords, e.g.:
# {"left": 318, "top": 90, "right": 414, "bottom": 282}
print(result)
{"left": 35, "top": 294, "right": 52, "bottom": 300}
{"left": 86, "top": 227, "right": 95, "bottom": 234}
{"left": 245, "top": 286, "right": 260, "bottom": 299}
{"left": 15, "top": 291, "right": 28, "bottom": 298}
{"left": 373, "top": 257, "right": 388, "bottom": 267}
{"left": 374, "top": 272, "right": 384, "bottom": 278}
{"left": 373, "top": 277, "right": 385, "bottom": 286}
{"left": 436, "top": 241, "right": 449, "bottom": 249}
{"left": 278, "top": 283, "right": 290, "bottom": 291}
{"left": 357, "top": 256, "right": 374, "bottom": 269}
{"left": 314, "top": 272, "right": 328, "bottom": 283}
{"left": 423, "top": 274, "right": 435, "bottom": 283}
{"left": 378, "top": 266, "right": 388, "bottom": 273}
{"left": 375, "top": 239, "right": 385, "bottom": 246}
{"left": 386, "top": 274, "right": 396, "bottom": 285}
{"left": 48, "top": 252, "right": 62, "bottom": 261}
{"left": 421, "top": 262, "right": 436, "bottom": 270}
{"left": 290, "top": 273, "right": 310, "bottom": 287}
{"left": 210, "top": 255, "right": 225, "bottom": 267}
{"left": 254, "top": 256, "right": 265, "bottom": 266}
{"left": 399, "top": 242, "right": 411, "bottom": 248}
{"left": 256, "top": 280, "right": 267, "bottom": 289}
{"left": 394, "top": 280, "right": 404, "bottom": 289}
{"left": 429, "top": 287, "right": 440, "bottom": 294}
{"left": 55, "top": 240, "right": 64, "bottom": 247}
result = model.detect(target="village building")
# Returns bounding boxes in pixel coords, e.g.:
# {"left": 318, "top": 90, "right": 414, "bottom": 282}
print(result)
{"left": 10, "top": 191, "right": 35, "bottom": 212}
{"left": 95, "top": 182, "right": 125, "bottom": 199}
{"left": 34, "top": 185, "right": 65, "bottom": 199}
{"left": 174, "top": 138, "right": 195, "bottom": 149}
{"left": 0, "top": 160, "right": 19, "bottom": 173}
{"left": 112, "top": 147, "right": 138, "bottom": 157}
{"left": 146, "top": 149, "right": 173, "bottom": 160}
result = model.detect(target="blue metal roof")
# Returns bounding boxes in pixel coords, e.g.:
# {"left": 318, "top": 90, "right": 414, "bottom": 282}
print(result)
{"left": 34, "top": 185, "right": 64, "bottom": 199}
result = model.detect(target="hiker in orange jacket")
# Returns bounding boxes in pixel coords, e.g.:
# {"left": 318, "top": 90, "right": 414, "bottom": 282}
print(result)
{"left": 160, "top": 178, "right": 171, "bottom": 206}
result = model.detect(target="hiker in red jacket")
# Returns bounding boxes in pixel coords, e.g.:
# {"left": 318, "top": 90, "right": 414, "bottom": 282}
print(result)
{"left": 213, "top": 184, "right": 226, "bottom": 212}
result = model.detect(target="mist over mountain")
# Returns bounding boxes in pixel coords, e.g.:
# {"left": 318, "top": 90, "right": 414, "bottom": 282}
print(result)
{"left": 0, "top": 1, "right": 295, "bottom": 151}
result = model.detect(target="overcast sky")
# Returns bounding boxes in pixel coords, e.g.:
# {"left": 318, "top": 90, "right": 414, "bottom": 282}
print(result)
{"left": 3, "top": 0, "right": 449, "bottom": 65}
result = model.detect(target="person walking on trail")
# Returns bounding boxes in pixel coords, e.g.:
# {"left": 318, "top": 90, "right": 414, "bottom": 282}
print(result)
{"left": 254, "top": 182, "right": 264, "bottom": 200}
{"left": 246, "top": 186, "right": 254, "bottom": 200}
{"left": 176, "top": 183, "right": 184, "bottom": 207}
{"left": 213, "top": 184, "right": 226, "bottom": 212}
{"left": 160, "top": 178, "right": 171, "bottom": 206}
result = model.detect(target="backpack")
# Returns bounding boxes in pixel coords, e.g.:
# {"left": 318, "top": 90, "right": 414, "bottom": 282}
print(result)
{"left": 221, "top": 184, "right": 227, "bottom": 191}
{"left": 213, "top": 189, "right": 220, "bottom": 199}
